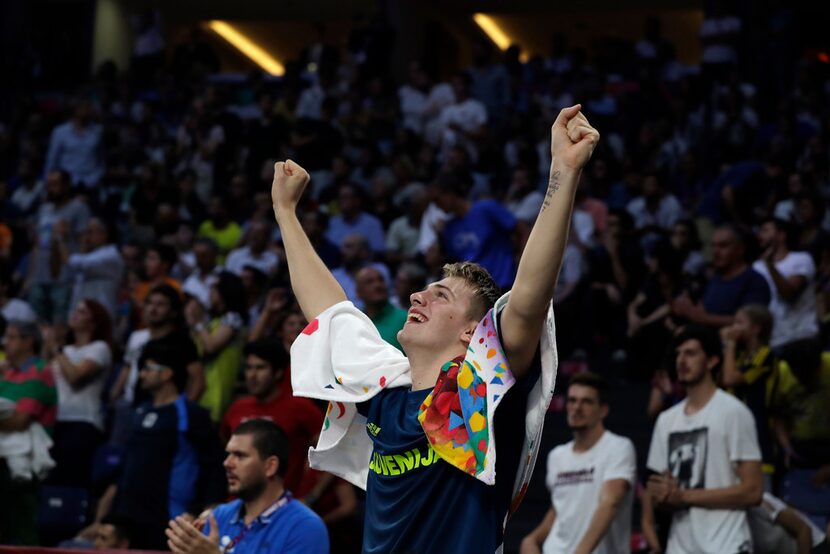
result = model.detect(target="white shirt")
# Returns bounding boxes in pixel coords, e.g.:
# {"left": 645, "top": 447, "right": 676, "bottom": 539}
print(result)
{"left": 398, "top": 85, "right": 428, "bottom": 134}
{"left": 543, "top": 431, "right": 636, "bottom": 554}
{"left": 225, "top": 246, "right": 279, "bottom": 277}
{"left": 182, "top": 267, "right": 222, "bottom": 309}
{"left": 122, "top": 329, "right": 151, "bottom": 404}
{"left": 55, "top": 340, "right": 112, "bottom": 430}
{"left": 626, "top": 195, "right": 684, "bottom": 230}
{"left": 752, "top": 252, "right": 819, "bottom": 348}
{"left": 67, "top": 244, "right": 125, "bottom": 317}
{"left": 646, "top": 389, "right": 761, "bottom": 554}
{"left": 748, "top": 492, "right": 826, "bottom": 554}
{"left": 1, "top": 298, "right": 38, "bottom": 323}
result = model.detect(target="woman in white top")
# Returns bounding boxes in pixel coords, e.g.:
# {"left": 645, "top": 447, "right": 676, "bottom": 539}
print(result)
{"left": 47, "top": 298, "right": 113, "bottom": 488}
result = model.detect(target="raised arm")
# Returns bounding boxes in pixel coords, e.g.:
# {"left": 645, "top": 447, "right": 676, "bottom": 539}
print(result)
{"left": 501, "top": 105, "right": 599, "bottom": 378}
{"left": 271, "top": 160, "right": 347, "bottom": 321}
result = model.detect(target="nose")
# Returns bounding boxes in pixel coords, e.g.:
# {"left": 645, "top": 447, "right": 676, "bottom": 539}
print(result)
{"left": 410, "top": 290, "right": 425, "bottom": 306}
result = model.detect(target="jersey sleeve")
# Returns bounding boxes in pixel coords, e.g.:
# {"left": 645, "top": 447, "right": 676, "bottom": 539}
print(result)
{"left": 727, "top": 401, "right": 762, "bottom": 462}
{"left": 604, "top": 438, "right": 637, "bottom": 485}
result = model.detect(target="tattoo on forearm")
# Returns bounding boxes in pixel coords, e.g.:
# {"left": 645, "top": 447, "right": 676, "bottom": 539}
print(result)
{"left": 541, "top": 170, "right": 561, "bottom": 212}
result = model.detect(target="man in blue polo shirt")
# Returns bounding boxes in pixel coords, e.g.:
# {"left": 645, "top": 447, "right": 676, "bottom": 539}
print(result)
{"left": 166, "top": 419, "right": 328, "bottom": 554}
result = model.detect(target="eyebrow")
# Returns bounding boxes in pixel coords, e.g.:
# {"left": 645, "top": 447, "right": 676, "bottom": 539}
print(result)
{"left": 430, "top": 283, "right": 456, "bottom": 299}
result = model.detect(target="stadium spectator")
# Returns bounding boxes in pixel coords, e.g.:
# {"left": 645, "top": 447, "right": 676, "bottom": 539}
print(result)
{"left": 645, "top": 325, "right": 763, "bottom": 554}
{"left": 226, "top": 220, "right": 279, "bottom": 277}
{"left": 133, "top": 242, "right": 182, "bottom": 308}
{"left": 109, "top": 338, "right": 225, "bottom": 551}
{"left": 356, "top": 266, "right": 407, "bottom": 351}
{"left": 57, "top": 217, "right": 124, "bottom": 318}
{"left": 44, "top": 99, "right": 104, "bottom": 189}
{"left": 0, "top": 320, "right": 57, "bottom": 545}
{"left": 721, "top": 304, "right": 780, "bottom": 486}
{"left": 754, "top": 217, "right": 819, "bottom": 350}
{"left": 198, "top": 195, "right": 242, "bottom": 264}
{"left": 326, "top": 184, "right": 386, "bottom": 254}
{"left": 221, "top": 339, "right": 323, "bottom": 493}
{"left": 46, "top": 299, "right": 113, "bottom": 489}
{"left": 166, "top": 420, "right": 329, "bottom": 554}
{"left": 182, "top": 237, "right": 222, "bottom": 309}
{"left": 672, "top": 225, "right": 770, "bottom": 328}
{"left": 521, "top": 372, "right": 635, "bottom": 554}
{"left": 332, "top": 234, "right": 392, "bottom": 309}
{"left": 26, "top": 170, "right": 90, "bottom": 323}
{"left": 188, "top": 271, "right": 248, "bottom": 422}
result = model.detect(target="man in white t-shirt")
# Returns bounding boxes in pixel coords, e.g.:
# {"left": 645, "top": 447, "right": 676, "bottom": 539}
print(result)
{"left": 646, "top": 325, "right": 763, "bottom": 554}
{"left": 753, "top": 218, "right": 818, "bottom": 350}
{"left": 522, "top": 372, "right": 636, "bottom": 554}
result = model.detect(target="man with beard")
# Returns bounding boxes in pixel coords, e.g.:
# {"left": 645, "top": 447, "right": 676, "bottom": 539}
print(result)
{"left": 521, "top": 372, "right": 635, "bottom": 554}
{"left": 645, "top": 325, "right": 763, "bottom": 554}
{"left": 166, "top": 419, "right": 328, "bottom": 554}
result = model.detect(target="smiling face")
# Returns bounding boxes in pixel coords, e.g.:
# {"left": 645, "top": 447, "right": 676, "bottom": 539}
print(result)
{"left": 398, "top": 277, "right": 479, "bottom": 357}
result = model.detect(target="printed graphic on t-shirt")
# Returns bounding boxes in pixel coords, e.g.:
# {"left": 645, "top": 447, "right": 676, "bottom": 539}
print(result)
{"left": 668, "top": 427, "right": 707, "bottom": 489}
{"left": 552, "top": 466, "right": 595, "bottom": 488}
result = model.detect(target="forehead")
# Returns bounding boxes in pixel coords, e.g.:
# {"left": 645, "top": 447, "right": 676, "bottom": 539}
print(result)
{"left": 676, "top": 338, "right": 704, "bottom": 353}
{"left": 567, "top": 383, "right": 599, "bottom": 400}
{"left": 712, "top": 230, "right": 736, "bottom": 245}
{"left": 227, "top": 433, "right": 255, "bottom": 452}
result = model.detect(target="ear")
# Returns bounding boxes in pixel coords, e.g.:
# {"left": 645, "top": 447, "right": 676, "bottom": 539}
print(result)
{"left": 459, "top": 322, "right": 477, "bottom": 346}
{"left": 265, "top": 455, "right": 280, "bottom": 480}
{"left": 706, "top": 355, "right": 720, "bottom": 372}
{"left": 600, "top": 403, "right": 609, "bottom": 420}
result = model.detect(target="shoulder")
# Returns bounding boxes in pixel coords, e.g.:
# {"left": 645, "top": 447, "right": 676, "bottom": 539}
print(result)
{"left": 603, "top": 431, "right": 636, "bottom": 453}
{"left": 548, "top": 442, "right": 572, "bottom": 462}
{"left": 655, "top": 401, "right": 684, "bottom": 427}
{"left": 713, "top": 389, "right": 754, "bottom": 418}
{"left": 212, "top": 500, "right": 241, "bottom": 524}
{"left": 282, "top": 499, "right": 326, "bottom": 530}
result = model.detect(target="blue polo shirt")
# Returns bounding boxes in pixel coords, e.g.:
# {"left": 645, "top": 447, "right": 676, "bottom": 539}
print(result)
{"left": 208, "top": 494, "right": 328, "bottom": 554}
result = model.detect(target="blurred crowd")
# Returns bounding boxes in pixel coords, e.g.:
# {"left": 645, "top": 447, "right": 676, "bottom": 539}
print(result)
{"left": 0, "top": 2, "right": 829, "bottom": 552}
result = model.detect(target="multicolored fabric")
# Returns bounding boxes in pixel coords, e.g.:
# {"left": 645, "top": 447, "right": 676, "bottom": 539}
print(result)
{"left": 0, "top": 356, "right": 57, "bottom": 433}
{"left": 418, "top": 309, "right": 515, "bottom": 479}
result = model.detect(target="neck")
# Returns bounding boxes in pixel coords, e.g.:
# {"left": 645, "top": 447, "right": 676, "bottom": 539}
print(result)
{"left": 452, "top": 200, "right": 471, "bottom": 217}
{"left": 406, "top": 345, "right": 466, "bottom": 391}
{"left": 256, "top": 386, "right": 281, "bottom": 404}
{"left": 149, "top": 322, "right": 176, "bottom": 339}
{"left": 243, "top": 481, "right": 285, "bottom": 525}
{"left": 363, "top": 300, "right": 387, "bottom": 319}
{"left": 8, "top": 352, "right": 35, "bottom": 368}
{"left": 572, "top": 424, "right": 605, "bottom": 453}
{"left": 152, "top": 384, "right": 179, "bottom": 407}
{"left": 73, "top": 330, "right": 93, "bottom": 347}
{"left": 721, "top": 263, "right": 747, "bottom": 280}
{"left": 773, "top": 246, "right": 789, "bottom": 262}
{"left": 684, "top": 377, "right": 717, "bottom": 412}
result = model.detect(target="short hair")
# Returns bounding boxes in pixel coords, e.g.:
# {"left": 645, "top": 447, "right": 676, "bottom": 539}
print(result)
{"left": 148, "top": 284, "right": 184, "bottom": 314}
{"left": 761, "top": 216, "right": 796, "bottom": 250}
{"left": 737, "top": 304, "right": 773, "bottom": 345}
{"left": 5, "top": 319, "right": 42, "bottom": 352}
{"left": 233, "top": 419, "right": 290, "bottom": 477}
{"left": 441, "top": 262, "right": 501, "bottom": 321}
{"left": 193, "top": 237, "right": 219, "bottom": 254}
{"left": 674, "top": 324, "right": 723, "bottom": 365}
{"left": 568, "top": 371, "right": 609, "bottom": 405}
{"left": 138, "top": 338, "right": 188, "bottom": 392}
{"left": 243, "top": 339, "right": 289, "bottom": 373}
{"left": 432, "top": 170, "right": 473, "bottom": 199}
{"left": 149, "top": 242, "right": 178, "bottom": 270}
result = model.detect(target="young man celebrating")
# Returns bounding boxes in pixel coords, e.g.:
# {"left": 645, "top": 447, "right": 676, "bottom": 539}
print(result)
{"left": 269, "top": 105, "right": 599, "bottom": 553}
{"left": 521, "top": 372, "right": 636, "bottom": 554}
{"left": 646, "top": 325, "right": 763, "bottom": 554}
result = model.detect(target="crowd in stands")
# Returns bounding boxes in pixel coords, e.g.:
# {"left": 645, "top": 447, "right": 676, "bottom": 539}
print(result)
{"left": 0, "top": 2, "right": 829, "bottom": 552}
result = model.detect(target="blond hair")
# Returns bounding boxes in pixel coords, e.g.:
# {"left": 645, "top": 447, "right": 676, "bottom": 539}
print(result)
{"left": 442, "top": 262, "right": 501, "bottom": 321}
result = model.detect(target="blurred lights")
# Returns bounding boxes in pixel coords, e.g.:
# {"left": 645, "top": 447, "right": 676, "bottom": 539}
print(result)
{"left": 473, "top": 13, "right": 511, "bottom": 51}
{"left": 472, "top": 13, "right": 528, "bottom": 62}
{"left": 207, "top": 20, "right": 285, "bottom": 76}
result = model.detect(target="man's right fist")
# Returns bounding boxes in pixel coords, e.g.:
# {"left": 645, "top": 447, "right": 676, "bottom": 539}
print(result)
{"left": 271, "top": 159, "right": 310, "bottom": 214}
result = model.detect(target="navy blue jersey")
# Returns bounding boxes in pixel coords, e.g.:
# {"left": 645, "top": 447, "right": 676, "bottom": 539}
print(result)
{"left": 357, "top": 372, "right": 533, "bottom": 554}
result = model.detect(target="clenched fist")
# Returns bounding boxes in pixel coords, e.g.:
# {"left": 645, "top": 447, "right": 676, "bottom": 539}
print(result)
{"left": 271, "top": 159, "right": 310, "bottom": 217}
{"left": 550, "top": 105, "right": 600, "bottom": 171}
